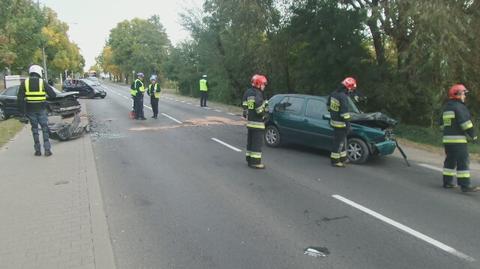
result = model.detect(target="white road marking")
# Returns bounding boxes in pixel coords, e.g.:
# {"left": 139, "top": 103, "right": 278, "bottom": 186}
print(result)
{"left": 418, "top": 163, "right": 443, "bottom": 172}
{"left": 214, "top": 109, "right": 222, "bottom": 113}
{"left": 228, "top": 113, "right": 236, "bottom": 116}
{"left": 211, "top": 138, "right": 242, "bottom": 152}
{"left": 186, "top": 102, "right": 192, "bottom": 105}
{"left": 161, "top": 113, "right": 182, "bottom": 124}
{"left": 332, "top": 194, "right": 475, "bottom": 262}
{"left": 144, "top": 105, "right": 152, "bottom": 110}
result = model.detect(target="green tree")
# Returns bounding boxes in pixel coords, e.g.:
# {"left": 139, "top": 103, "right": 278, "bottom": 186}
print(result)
{"left": 107, "top": 16, "right": 171, "bottom": 84}
{"left": 0, "top": 0, "right": 45, "bottom": 72}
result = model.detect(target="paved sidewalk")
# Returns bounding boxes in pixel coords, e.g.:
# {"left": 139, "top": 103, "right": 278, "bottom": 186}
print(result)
{"left": 0, "top": 106, "right": 115, "bottom": 268}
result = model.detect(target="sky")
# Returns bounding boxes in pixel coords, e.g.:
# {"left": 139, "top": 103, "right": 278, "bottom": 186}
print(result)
{"left": 39, "top": 0, "right": 204, "bottom": 70}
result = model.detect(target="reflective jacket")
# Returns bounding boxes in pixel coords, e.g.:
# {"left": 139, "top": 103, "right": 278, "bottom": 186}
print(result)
{"left": 130, "top": 79, "right": 145, "bottom": 96}
{"left": 148, "top": 83, "right": 161, "bottom": 99}
{"left": 242, "top": 87, "right": 267, "bottom": 129}
{"left": 441, "top": 100, "right": 476, "bottom": 144}
{"left": 17, "top": 76, "right": 56, "bottom": 113}
{"left": 199, "top": 79, "right": 208, "bottom": 92}
{"left": 327, "top": 86, "right": 351, "bottom": 128}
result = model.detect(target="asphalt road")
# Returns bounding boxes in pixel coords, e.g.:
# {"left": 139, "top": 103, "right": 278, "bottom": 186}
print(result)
{"left": 87, "top": 81, "right": 480, "bottom": 269}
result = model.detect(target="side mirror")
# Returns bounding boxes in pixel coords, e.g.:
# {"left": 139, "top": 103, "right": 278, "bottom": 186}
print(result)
{"left": 322, "top": 114, "right": 331, "bottom": 120}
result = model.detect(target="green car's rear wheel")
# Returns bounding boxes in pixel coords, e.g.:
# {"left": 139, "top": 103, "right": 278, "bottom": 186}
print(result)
{"left": 265, "top": 125, "right": 281, "bottom": 147}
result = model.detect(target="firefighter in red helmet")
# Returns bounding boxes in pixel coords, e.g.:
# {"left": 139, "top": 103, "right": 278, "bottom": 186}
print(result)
{"left": 242, "top": 74, "right": 268, "bottom": 169}
{"left": 441, "top": 84, "right": 479, "bottom": 192}
{"left": 327, "top": 77, "right": 357, "bottom": 167}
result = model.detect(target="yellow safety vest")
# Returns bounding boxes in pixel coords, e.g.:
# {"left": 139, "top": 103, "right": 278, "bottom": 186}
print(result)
{"left": 149, "top": 83, "right": 160, "bottom": 98}
{"left": 131, "top": 79, "right": 145, "bottom": 96}
{"left": 25, "top": 78, "right": 46, "bottom": 103}
{"left": 199, "top": 79, "right": 208, "bottom": 92}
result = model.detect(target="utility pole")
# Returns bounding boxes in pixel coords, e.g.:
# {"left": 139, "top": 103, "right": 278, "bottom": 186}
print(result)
{"left": 42, "top": 46, "right": 48, "bottom": 81}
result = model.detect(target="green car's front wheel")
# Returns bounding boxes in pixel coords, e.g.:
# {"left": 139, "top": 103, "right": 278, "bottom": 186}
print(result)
{"left": 347, "top": 138, "right": 369, "bottom": 164}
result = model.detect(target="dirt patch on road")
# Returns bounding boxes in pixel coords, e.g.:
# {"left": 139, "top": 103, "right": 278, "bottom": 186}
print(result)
{"left": 129, "top": 116, "right": 245, "bottom": 132}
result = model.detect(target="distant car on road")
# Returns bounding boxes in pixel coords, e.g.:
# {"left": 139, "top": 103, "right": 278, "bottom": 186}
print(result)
{"left": 0, "top": 85, "right": 81, "bottom": 121}
{"left": 265, "top": 94, "right": 397, "bottom": 164}
{"left": 63, "top": 78, "right": 106, "bottom": 99}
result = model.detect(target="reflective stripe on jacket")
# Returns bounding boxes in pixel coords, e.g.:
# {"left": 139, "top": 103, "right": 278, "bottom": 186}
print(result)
{"left": 441, "top": 100, "right": 476, "bottom": 144}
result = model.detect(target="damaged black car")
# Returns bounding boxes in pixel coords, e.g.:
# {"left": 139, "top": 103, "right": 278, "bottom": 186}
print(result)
{"left": 0, "top": 85, "right": 81, "bottom": 120}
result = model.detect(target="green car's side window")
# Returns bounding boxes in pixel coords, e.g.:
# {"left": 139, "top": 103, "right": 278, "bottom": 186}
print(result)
{"left": 305, "top": 99, "right": 327, "bottom": 119}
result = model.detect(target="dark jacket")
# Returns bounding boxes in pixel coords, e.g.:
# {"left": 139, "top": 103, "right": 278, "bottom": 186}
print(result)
{"left": 242, "top": 87, "right": 267, "bottom": 129}
{"left": 17, "top": 75, "right": 56, "bottom": 113}
{"left": 327, "top": 85, "right": 352, "bottom": 128}
{"left": 441, "top": 99, "right": 476, "bottom": 143}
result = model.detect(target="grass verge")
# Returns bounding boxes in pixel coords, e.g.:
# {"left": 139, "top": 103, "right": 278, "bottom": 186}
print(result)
{"left": 0, "top": 119, "right": 24, "bottom": 148}
{"left": 395, "top": 124, "right": 480, "bottom": 157}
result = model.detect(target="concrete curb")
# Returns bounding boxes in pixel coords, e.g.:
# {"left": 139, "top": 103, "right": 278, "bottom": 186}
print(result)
{"left": 83, "top": 131, "right": 116, "bottom": 269}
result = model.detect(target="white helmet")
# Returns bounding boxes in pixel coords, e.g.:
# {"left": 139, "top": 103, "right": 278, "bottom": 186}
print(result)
{"left": 29, "top": 65, "right": 44, "bottom": 78}
{"left": 202, "top": 74, "right": 207, "bottom": 78}
{"left": 150, "top": 75, "right": 157, "bottom": 81}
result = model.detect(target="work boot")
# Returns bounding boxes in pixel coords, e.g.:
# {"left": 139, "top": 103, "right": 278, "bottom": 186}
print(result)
{"left": 44, "top": 150, "right": 52, "bottom": 157}
{"left": 34, "top": 151, "right": 41, "bottom": 156}
{"left": 249, "top": 164, "right": 265, "bottom": 169}
{"left": 140, "top": 117, "right": 147, "bottom": 120}
{"left": 331, "top": 162, "right": 345, "bottom": 168}
{"left": 461, "top": 186, "right": 480, "bottom": 193}
{"left": 443, "top": 183, "right": 457, "bottom": 189}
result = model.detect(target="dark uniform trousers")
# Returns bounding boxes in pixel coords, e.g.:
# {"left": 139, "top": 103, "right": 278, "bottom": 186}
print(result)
{"left": 443, "top": 144, "right": 470, "bottom": 187}
{"left": 26, "top": 110, "right": 51, "bottom": 152}
{"left": 151, "top": 97, "right": 159, "bottom": 117}
{"left": 134, "top": 94, "right": 145, "bottom": 119}
{"left": 246, "top": 127, "right": 264, "bottom": 165}
{"left": 200, "top": 92, "right": 208, "bottom": 107}
{"left": 331, "top": 127, "right": 348, "bottom": 164}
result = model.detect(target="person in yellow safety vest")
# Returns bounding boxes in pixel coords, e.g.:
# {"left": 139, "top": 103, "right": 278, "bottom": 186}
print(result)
{"left": 147, "top": 75, "right": 161, "bottom": 119}
{"left": 17, "top": 64, "right": 57, "bottom": 156}
{"left": 242, "top": 74, "right": 268, "bottom": 169}
{"left": 199, "top": 74, "right": 209, "bottom": 107}
{"left": 131, "top": 72, "right": 146, "bottom": 120}
{"left": 440, "top": 84, "right": 480, "bottom": 192}
{"left": 327, "top": 77, "right": 357, "bottom": 167}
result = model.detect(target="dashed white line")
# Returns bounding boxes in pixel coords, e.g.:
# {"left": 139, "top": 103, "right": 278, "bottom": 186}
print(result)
{"left": 161, "top": 113, "right": 182, "bottom": 124}
{"left": 418, "top": 163, "right": 443, "bottom": 172}
{"left": 214, "top": 109, "right": 222, "bottom": 113}
{"left": 144, "top": 105, "right": 152, "bottom": 110}
{"left": 228, "top": 113, "right": 236, "bottom": 116}
{"left": 211, "top": 138, "right": 242, "bottom": 152}
{"left": 332, "top": 194, "right": 475, "bottom": 262}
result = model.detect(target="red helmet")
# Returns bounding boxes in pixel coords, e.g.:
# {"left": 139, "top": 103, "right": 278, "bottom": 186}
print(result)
{"left": 342, "top": 77, "right": 357, "bottom": 91}
{"left": 251, "top": 74, "right": 268, "bottom": 88}
{"left": 448, "top": 84, "right": 468, "bottom": 100}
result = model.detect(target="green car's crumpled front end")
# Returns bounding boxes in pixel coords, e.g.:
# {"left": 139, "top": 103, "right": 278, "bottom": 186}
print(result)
{"left": 350, "top": 112, "right": 398, "bottom": 156}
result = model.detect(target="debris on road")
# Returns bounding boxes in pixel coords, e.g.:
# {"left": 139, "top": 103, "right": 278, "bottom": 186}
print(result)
{"left": 49, "top": 113, "right": 89, "bottom": 141}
